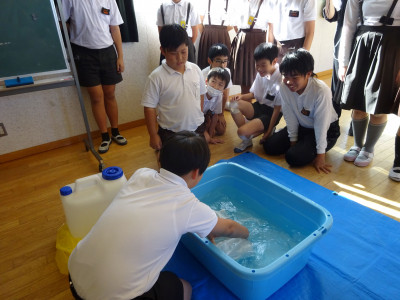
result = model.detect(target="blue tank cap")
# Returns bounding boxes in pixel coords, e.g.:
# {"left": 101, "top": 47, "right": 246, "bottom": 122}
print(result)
{"left": 102, "top": 166, "right": 124, "bottom": 180}
{"left": 60, "top": 186, "right": 73, "bottom": 196}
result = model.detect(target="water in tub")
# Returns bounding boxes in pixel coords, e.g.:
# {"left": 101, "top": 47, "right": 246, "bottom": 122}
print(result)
{"left": 209, "top": 194, "right": 307, "bottom": 269}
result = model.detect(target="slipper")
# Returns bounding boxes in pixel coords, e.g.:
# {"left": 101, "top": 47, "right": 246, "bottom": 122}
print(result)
{"left": 99, "top": 139, "right": 112, "bottom": 154}
{"left": 389, "top": 167, "right": 400, "bottom": 182}
{"left": 111, "top": 135, "right": 127, "bottom": 146}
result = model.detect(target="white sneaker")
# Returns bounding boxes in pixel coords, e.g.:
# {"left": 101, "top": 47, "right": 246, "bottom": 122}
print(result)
{"left": 354, "top": 150, "right": 374, "bottom": 167}
{"left": 389, "top": 167, "right": 400, "bottom": 182}
{"left": 234, "top": 139, "right": 253, "bottom": 153}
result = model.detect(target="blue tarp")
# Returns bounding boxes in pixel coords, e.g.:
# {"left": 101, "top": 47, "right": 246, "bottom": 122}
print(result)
{"left": 164, "top": 152, "right": 400, "bottom": 299}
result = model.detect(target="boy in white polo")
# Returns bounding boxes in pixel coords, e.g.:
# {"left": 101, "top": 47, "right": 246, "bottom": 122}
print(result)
{"left": 268, "top": 0, "right": 316, "bottom": 62}
{"left": 230, "top": 43, "right": 283, "bottom": 153}
{"left": 62, "top": 0, "right": 127, "bottom": 154}
{"left": 67, "top": 131, "right": 249, "bottom": 300}
{"left": 263, "top": 49, "right": 340, "bottom": 174}
{"left": 142, "top": 24, "right": 206, "bottom": 150}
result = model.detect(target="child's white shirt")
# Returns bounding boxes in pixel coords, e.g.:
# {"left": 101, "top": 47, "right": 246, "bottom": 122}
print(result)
{"left": 141, "top": 60, "right": 206, "bottom": 132}
{"left": 250, "top": 65, "right": 282, "bottom": 108}
{"left": 280, "top": 77, "right": 338, "bottom": 154}
{"left": 203, "top": 93, "right": 223, "bottom": 115}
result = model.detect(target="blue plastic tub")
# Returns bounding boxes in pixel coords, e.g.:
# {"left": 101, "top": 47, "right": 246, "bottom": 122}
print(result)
{"left": 181, "top": 162, "right": 333, "bottom": 300}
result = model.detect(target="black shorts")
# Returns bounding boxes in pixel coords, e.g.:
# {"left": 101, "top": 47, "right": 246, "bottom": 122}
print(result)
{"left": 71, "top": 43, "right": 123, "bottom": 87}
{"left": 249, "top": 102, "right": 282, "bottom": 130}
{"left": 158, "top": 124, "right": 206, "bottom": 144}
{"left": 133, "top": 271, "right": 183, "bottom": 300}
{"left": 69, "top": 271, "right": 183, "bottom": 300}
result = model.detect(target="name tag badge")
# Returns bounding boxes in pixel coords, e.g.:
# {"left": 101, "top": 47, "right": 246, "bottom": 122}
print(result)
{"left": 247, "top": 16, "right": 255, "bottom": 26}
{"left": 101, "top": 7, "right": 110, "bottom": 15}
{"left": 289, "top": 10, "right": 299, "bottom": 17}
{"left": 180, "top": 20, "right": 186, "bottom": 28}
{"left": 301, "top": 107, "right": 310, "bottom": 116}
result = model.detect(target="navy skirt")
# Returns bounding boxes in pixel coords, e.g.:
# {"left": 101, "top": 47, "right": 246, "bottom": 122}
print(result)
{"left": 341, "top": 25, "right": 400, "bottom": 114}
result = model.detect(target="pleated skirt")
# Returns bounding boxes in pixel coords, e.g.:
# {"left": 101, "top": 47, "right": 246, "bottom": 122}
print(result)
{"left": 197, "top": 25, "right": 231, "bottom": 70}
{"left": 229, "top": 29, "right": 267, "bottom": 86}
{"left": 341, "top": 25, "right": 400, "bottom": 114}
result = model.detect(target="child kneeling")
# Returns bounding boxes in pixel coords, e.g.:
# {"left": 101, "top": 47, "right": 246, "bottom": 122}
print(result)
{"left": 263, "top": 49, "right": 340, "bottom": 174}
{"left": 229, "top": 43, "right": 283, "bottom": 153}
{"left": 204, "top": 67, "right": 230, "bottom": 144}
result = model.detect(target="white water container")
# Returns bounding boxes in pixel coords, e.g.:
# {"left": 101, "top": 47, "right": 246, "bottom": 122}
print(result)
{"left": 60, "top": 166, "right": 127, "bottom": 238}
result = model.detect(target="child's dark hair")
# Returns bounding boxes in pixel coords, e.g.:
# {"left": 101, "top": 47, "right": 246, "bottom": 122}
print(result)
{"left": 207, "top": 67, "right": 231, "bottom": 89}
{"left": 160, "top": 131, "right": 210, "bottom": 176}
{"left": 279, "top": 48, "right": 316, "bottom": 77}
{"left": 253, "top": 42, "right": 279, "bottom": 62}
{"left": 159, "top": 24, "right": 189, "bottom": 51}
{"left": 208, "top": 43, "right": 230, "bottom": 60}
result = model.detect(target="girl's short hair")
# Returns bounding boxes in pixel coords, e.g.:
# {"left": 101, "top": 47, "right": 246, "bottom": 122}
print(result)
{"left": 159, "top": 24, "right": 189, "bottom": 51}
{"left": 160, "top": 131, "right": 210, "bottom": 176}
{"left": 279, "top": 48, "right": 316, "bottom": 77}
{"left": 207, "top": 67, "right": 231, "bottom": 89}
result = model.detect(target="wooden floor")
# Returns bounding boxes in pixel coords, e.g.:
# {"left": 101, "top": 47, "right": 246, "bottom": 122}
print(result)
{"left": 1, "top": 75, "right": 400, "bottom": 299}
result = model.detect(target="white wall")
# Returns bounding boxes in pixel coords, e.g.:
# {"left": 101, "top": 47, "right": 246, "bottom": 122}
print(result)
{"left": 0, "top": 0, "right": 335, "bottom": 156}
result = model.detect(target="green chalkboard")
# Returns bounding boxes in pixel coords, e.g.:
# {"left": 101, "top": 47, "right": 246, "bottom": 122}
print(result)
{"left": 0, "top": 0, "right": 69, "bottom": 79}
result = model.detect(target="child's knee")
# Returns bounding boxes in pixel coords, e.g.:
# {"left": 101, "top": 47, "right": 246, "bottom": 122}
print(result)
{"left": 285, "top": 148, "right": 314, "bottom": 167}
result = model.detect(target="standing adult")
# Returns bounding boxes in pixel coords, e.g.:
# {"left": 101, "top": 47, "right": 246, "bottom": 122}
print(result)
{"left": 338, "top": 0, "right": 400, "bottom": 167}
{"left": 268, "top": 0, "right": 316, "bottom": 62}
{"left": 230, "top": 0, "right": 270, "bottom": 94}
{"left": 157, "top": 0, "right": 200, "bottom": 64}
{"left": 62, "top": 0, "right": 127, "bottom": 154}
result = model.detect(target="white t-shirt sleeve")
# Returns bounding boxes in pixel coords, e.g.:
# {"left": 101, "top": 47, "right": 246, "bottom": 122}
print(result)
{"left": 109, "top": 0, "right": 124, "bottom": 25}
{"left": 274, "top": 92, "right": 282, "bottom": 106}
{"left": 189, "top": 3, "right": 201, "bottom": 26}
{"left": 61, "top": 0, "right": 72, "bottom": 20}
{"left": 303, "top": 0, "right": 317, "bottom": 22}
{"left": 214, "top": 95, "right": 223, "bottom": 115}
{"left": 312, "top": 89, "right": 333, "bottom": 154}
{"left": 141, "top": 76, "right": 160, "bottom": 108}
{"left": 186, "top": 201, "right": 218, "bottom": 238}
{"left": 199, "top": 68, "right": 207, "bottom": 95}
{"left": 156, "top": 5, "right": 163, "bottom": 26}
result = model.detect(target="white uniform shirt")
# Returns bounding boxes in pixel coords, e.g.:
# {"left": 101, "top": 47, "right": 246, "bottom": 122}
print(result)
{"left": 232, "top": 0, "right": 270, "bottom": 30}
{"left": 199, "top": 0, "right": 237, "bottom": 26}
{"left": 250, "top": 66, "right": 282, "bottom": 108}
{"left": 157, "top": 1, "right": 201, "bottom": 37}
{"left": 62, "top": 0, "right": 123, "bottom": 49}
{"left": 204, "top": 93, "right": 223, "bottom": 114}
{"left": 280, "top": 77, "right": 338, "bottom": 154}
{"left": 68, "top": 168, "right": 218, "bottom": 300}
{"left": 141, "top": 60, "right": 206, "bottom": 132}
{"left": 269, "top": 0, "right": 316, "bottom": 41}
{"left": 338, "top": 0, "right": 400, "bottom": 68}
{"left": 202, "top": 66, "right": 233, "bottom": 89}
